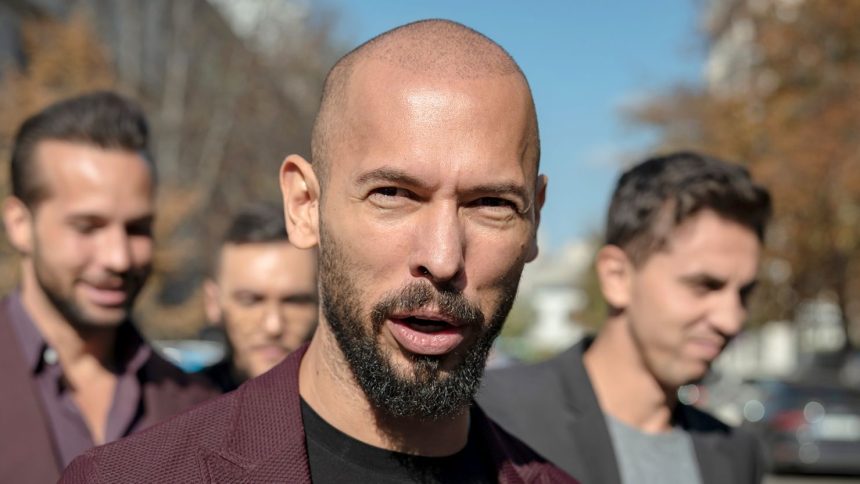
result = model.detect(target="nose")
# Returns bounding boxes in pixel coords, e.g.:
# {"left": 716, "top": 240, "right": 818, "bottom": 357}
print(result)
{"left": 262, "top": 303, "right": 285, "bottom": 338}
{"left": 99, "top": 226, "right": 133, "bottom": 273}
{"left": 409, "top": 203, "right": 466, "bottom": 290}
{"left": 711, "top": 289, "right": 747, "bottom": 338}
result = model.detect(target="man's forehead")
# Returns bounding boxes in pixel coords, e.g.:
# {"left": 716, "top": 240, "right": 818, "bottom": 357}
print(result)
{"left": 641, "top": 211, "right": 762, "bottom": 268}
{"left": 217, "top": 242, "right": 316, "bottom": 282}
{"left": 35, "top": 140, "right": 152, "bottom": 188}
{"left": 220, "top": 241, "right": 305, "bottom": 261}
{"left": 335, "top": 61, "right": 535, "bottom": 158}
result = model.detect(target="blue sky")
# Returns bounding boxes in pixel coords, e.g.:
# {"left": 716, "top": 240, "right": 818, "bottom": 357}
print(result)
{"left": 322, "top": 1, "right": 705, "bottom": 250}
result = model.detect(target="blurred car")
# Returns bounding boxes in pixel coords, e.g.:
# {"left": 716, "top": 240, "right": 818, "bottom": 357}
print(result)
{"left": 153, "top": 339, "right": 226, "bottom": 373}
{"left": 742, "top": 380, "right": 860, "bottom": 475}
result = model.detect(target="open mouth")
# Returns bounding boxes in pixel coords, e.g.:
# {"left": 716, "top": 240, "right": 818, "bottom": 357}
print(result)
{"left": 399, "top": 316, "right": 457, "bottom": 333}
{"left": 387, "top": 313, "right": 466, "bottom": 356}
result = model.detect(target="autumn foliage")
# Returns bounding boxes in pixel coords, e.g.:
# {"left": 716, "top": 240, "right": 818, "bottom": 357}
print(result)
{"left": 630, "top": 0, "right": 860, "bottom": 347}
{"left": 0, "top": 3, "right": 340, "bottom": 338}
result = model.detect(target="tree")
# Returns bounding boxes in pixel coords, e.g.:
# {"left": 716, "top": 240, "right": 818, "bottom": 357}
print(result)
{"left": 0, "top": 1, "right": 344, "bottom": 338}
{"left": 629, "top": 0, "right": 860, "bottom": 348}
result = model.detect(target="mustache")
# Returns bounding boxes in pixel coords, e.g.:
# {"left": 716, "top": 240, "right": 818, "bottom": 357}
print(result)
{"left": 370, "top": 282, "right": 485, "bottom": 329}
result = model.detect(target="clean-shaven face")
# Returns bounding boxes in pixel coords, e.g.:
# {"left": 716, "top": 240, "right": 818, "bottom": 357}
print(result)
{"left": 211, "top": 242, "right": 317, "bottom": 379}
{"left": 624, "top": 210, "right": 761, "bottom": 388}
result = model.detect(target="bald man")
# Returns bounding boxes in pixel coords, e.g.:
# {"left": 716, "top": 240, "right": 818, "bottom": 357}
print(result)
{"left": 61, "top": 20, "right": 577, "bottom": 483}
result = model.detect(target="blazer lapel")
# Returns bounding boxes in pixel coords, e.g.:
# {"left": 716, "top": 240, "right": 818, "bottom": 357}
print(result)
{"left": 204, "top": 346, "right": 312, "bottom": 483}
{"left": 690, "top": 431, "right": 734, "bottom": 484}
{"left": 0, "top": 297, "right": 62, "bottom": 482}
{"left": 559, "top": 340, "right": 623, "bottom": 484}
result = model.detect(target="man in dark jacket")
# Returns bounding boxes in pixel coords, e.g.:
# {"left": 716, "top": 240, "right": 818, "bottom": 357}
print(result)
{"left": 479, "top": 152, "right": 772, "bottom": 484}
{"left": 61, "top": 19, "right": 576, "bottom": 483}
{"left": 0, "top": 92, "right": 219, "bottom": 483}
{"left": 201, "top": 202, "right": 318, "bottom": 392}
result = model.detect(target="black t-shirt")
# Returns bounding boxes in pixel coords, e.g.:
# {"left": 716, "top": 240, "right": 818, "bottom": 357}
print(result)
{"left": 301, "top": 399, "right": 496, "bottom": 483}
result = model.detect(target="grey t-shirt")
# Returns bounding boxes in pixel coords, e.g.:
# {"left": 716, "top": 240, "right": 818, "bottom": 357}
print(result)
{"left": 605, "top": 413, "right": 703, "bottom": 484}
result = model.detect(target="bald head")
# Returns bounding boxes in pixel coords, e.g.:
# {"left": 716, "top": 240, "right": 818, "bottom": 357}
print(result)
{"left": 311, "top": 19, "right": 539, "bottom": 187}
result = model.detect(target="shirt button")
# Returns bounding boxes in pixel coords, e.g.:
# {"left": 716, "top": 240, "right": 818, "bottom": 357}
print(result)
{"left": 43, "top": 347, "right": 58, "bottom": 365}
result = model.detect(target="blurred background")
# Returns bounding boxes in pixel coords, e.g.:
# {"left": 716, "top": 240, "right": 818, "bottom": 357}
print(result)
{"left": 0, "top": 0, "right": 858, "bottom": 480}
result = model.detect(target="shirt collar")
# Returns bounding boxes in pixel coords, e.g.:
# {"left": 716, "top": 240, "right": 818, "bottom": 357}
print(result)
{"left": 6, "top": 290, "right": 151, "bottom": 376}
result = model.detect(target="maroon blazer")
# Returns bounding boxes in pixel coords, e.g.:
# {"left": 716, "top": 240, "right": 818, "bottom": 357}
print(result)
{"left": 61, "top": 345, "right": 578, "bottom": 483}
{"left": 0, "top": 296, "right": 220, "bottom": 484}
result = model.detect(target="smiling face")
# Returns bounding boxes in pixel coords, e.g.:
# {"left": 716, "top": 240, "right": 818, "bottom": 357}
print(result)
{"left": 314, "top": 60, "right": 544, "bottom": 418}
{"left": 16, "top": 140, "right": 155, "bottom": 329}
{"left": 205, "top": 242, "right": 318, "bottom": 380}
{"left": 620, "top": 209, "right": 761, "bottom": 388}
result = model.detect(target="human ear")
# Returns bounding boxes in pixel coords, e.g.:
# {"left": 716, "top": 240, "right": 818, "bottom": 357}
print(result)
{"left": 525, "top": 174, "right": 548, "bottom": 263}
{"left": 595, "top": 245, "right": 633, "bottom": 309}
{"left": 203, "top": 279, "right": 222, "bottom": 326}
{"left": 280, "top": 154, "right": 320, "bottom": 249}
{"left": 2, "top": 197, "right": 34, "bottom": 255}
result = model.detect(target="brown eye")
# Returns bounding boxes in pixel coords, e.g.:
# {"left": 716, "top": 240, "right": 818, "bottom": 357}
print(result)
{"left": 371, "top": 187, "right": 411, "bottom": 198}
{"left": 234, "top": 292, "right": 263, "bottom": 307}
{"left": 475, "top": 197, "right": 518, "bottom": 210}
{"left": 367, "top": 187, "right": 416, "bottom": 209}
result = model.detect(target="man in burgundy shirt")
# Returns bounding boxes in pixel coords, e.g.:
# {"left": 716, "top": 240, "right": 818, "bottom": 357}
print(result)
{"left": 61, "top": 20, "right": 577, "bottom": 483}
{"left": 0, "top": 92, "right": 218, "bottom": 483}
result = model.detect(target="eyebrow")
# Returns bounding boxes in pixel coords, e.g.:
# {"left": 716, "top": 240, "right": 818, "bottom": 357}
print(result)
{"left": 230, "top": 290, "right": 318, "bottom": 302}
{"left": 356, "top": 167, "right": 428, "bottom": 189}
{"left": 355, "top": 167, "right": 530, "bottom": 203}
{"left": 467, "top": 182, "right": 530, "bottom": 204}
{"left": 680, "top": 273, "right": 727, "bottom": 287}
{"left": 64, "top": 213, "right": 154, "bottom": 226}
{"left": 680, "top": 273, "right": 759, "bottom": 292}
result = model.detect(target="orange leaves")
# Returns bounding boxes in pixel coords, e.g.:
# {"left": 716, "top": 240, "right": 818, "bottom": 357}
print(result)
{"left": 630, "top": 0, "right": 860, "bottom": 340}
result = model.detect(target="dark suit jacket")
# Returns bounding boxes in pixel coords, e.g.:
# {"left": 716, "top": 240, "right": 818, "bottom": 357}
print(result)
{"left": 61, "top": 345, "right": 578, "bottom": 483}
{"left": 477, "top": 339, "right": 766, "bottom": 484}
{"left": 0, "top": 296, "right": 220, "bottom": 484}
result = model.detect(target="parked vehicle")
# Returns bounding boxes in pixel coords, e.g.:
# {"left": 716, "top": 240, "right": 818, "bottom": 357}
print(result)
{"left": 742, "top": 380, "right": 860, "bottom": 475}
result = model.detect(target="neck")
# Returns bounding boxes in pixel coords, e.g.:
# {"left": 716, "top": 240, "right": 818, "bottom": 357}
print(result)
{"left": 19, "top": 261, "right": 117, "bottom": 368}
{"left": 584, "top": 318, "right": 676, "bottom": 433}
{"left": 299, "top": 322, "right": 470, "bottom": 456}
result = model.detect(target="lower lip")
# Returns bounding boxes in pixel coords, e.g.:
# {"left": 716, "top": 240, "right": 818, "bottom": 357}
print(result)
{"left": 688, "top": 340, "right": 723, "bottom": 361}
{"left": 254, "top": 345, "right": 287, "bottom": 361}
{"left": 82, "top": 285, "right": 128, "bottom": 306}
{"left": 387, "top": 319, "right": 465, "bottom": 356}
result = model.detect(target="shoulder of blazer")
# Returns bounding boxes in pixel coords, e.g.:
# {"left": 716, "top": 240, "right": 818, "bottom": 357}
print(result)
{"left": 0, "top": 294, "right": 64, "bottom": 481}
{"left": 60, "top": 346, "right": 313, "bottom": 483}
{"left": 479, "top": 338, "right": 596, "bottom": 412}
{"left": 138, "top": 347, "right": 222, "bottom": 420}
{"left": 680, "top": 403, "right": 767, "bottom": 484}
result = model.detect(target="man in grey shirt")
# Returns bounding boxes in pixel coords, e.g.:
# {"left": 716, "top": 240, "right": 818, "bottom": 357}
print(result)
{"left": 479, "top": 152, "right": 771, "bottom": 484}
{"left": 607, "top": 413, "right": 701, "bottom": 484}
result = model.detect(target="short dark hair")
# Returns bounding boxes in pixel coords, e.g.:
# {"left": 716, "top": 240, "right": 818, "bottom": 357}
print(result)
{"left": 212, "top": 203, "right": 290, "bottom": 278}
{"left": 221, "top": 202, "right": 288, "bottom": 246}
{"left": 606, "top": 151, "right": 772, "bottom": 265}
{"left": 10, "top": 91, "right": 153, "bottom": 207}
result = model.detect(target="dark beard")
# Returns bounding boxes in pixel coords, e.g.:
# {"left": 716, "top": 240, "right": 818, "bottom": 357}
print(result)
{"left": 319, "top": 226, "right": 519, "bottom": 420}
{"left": 32, "top": 246, "right": 146, "bottom": 333}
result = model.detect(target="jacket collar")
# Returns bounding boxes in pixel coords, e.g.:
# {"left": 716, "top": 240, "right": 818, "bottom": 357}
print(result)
{"left": 202, "top": 345, "right": 311, "bottom": 483}
{"left": 0, "top": 295, "right": 63, "bottom": 481}
{"left": 202, "top": 344, "right": 550, "bottom": 483}
{"left": 556, "top": 337, "right": 624, "bottom": 484}
{"left": 565, "top": 336, "right": 736, "bottom": 484}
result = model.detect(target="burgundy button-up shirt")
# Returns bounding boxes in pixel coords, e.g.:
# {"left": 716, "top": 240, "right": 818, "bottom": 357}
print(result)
{"left": 6, "top": 292, "right": 151, "bottom": 468}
